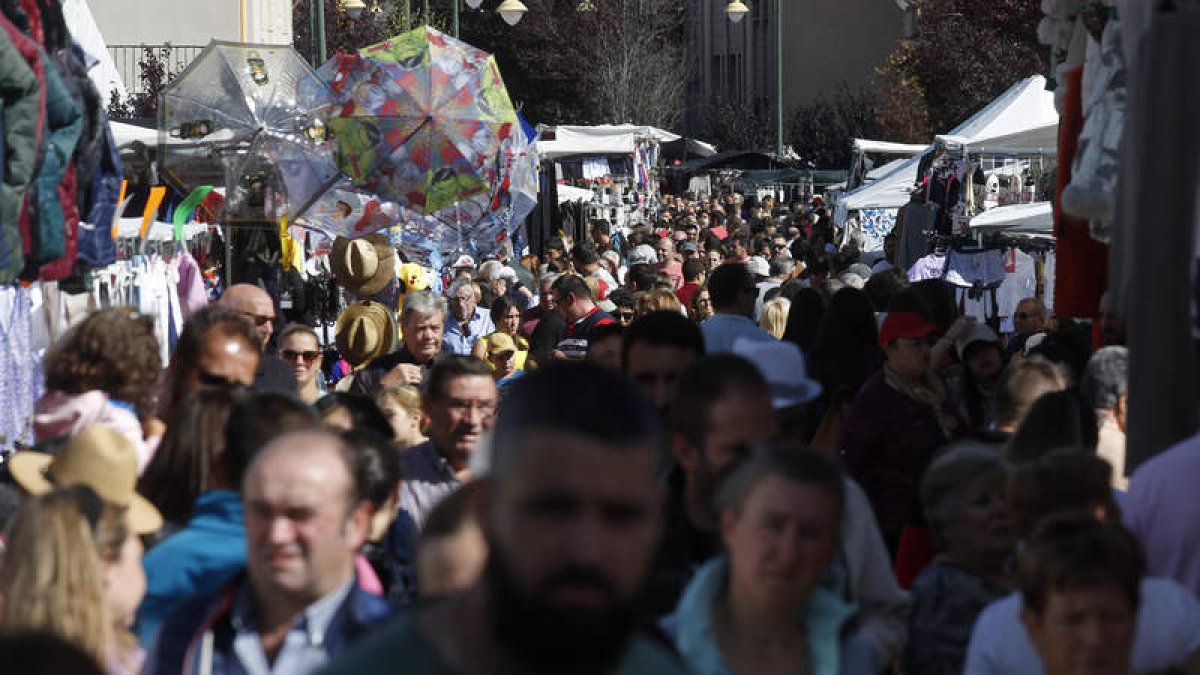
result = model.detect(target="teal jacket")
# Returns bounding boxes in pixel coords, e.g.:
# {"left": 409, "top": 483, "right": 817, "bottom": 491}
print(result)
{"left": 664, "top": 557, "right": 858, "bottom": 675}
{"left": 136, "top": 490, "right": 246, "bottom": 647}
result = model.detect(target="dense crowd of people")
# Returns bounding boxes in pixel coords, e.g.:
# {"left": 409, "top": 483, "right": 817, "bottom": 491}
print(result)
{"left": 1, "top": 190, "right": 1198, "bottom": 675}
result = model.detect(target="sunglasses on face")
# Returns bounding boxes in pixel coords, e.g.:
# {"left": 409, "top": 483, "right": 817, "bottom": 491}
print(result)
{"left": 281, "top": 349, "right": 321, "bottom": 364}
{"left": 198, "top": 368, "right": 249, "bottom": 392}
{"left": 615, "top": 311, "right": 635, "bottom": 320}
{"left": 1014, "top": 312, "right": 1037, "bottom": 320}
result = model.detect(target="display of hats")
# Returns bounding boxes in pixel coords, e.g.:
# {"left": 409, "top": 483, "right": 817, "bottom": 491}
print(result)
{"left": 336, "top": 300, "right": 397, "bottom": 368}
{"left": 9, "top": 425, "right": 164, "bottom": 534}
{"left": 330, "top": 234, "right": 396, "bottom": 297}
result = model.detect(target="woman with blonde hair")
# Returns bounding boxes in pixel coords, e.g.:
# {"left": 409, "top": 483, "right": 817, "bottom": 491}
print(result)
{"left": 636, "top": 288, "right": 683, "bottom": 318}
{"left": 0, "top": 487, "right": 147, "bottom": 674}
{"left": 759, "top": 296, "right": 791, "bottom": 339}
{"left": 375, "top": 384, "right": 427, "bottom": 449}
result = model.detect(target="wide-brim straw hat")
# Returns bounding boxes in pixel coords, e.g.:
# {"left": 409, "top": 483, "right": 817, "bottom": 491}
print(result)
{"left": 9, "top": 425, "right": 164, "bottom": 534}
{"left": 331, "top": 233, "right": 396, "bottom": 297}
{"left": 336, "top": 300, "right": 397, "bottom": 368}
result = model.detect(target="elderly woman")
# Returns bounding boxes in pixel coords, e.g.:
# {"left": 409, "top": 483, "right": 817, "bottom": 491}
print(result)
{"left": 665, "top": 443, "right": 857, "bottom": 674}
{"left": 906, "top": 445, "right": 1015, "bottom": 675}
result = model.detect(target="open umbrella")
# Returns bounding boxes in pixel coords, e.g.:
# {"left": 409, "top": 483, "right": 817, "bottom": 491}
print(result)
{"left": 320, "top": 27, "right": 520, "bottom": 216}
{"left": 158, "top": 41, "right": 339, "bottom": 222}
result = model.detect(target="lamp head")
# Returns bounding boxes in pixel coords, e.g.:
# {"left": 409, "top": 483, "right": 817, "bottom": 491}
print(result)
{"left": 726, "top": 0, "right": 749, "bottom": 23}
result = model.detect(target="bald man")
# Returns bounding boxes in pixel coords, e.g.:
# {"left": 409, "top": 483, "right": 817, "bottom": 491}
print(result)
{"left": 218, "top": 284, "right": 297, "bottom": 395}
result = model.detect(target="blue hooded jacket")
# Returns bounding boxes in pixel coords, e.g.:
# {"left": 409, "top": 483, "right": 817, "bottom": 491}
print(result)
{"left": 137, "top": 490, "right": 246, "bottom": 647}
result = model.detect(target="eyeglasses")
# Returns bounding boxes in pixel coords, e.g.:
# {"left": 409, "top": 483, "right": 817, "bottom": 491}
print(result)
{"left": 696, "top": 297, "right": 712, "bottom": 306}
{"left": 615, "top": 311, "right": 635, "bottom": 320}
{"left": 197, "top": 367, "right": 249, "bottom": 392}
{"left": 1014, "top": 312, "right": 1038, "bottom": 320}
{"left": 281, "top": 349, "right": 321, "bottom": 364}
{"left": 773, "top": 243, "right": 788, "bottom": 250}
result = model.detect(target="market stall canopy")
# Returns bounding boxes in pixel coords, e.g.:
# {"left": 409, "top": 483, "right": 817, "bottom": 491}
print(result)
{"left": 838, "top": 154, "right": 924, "bottom": 211}
{"left": 969, "top": 201, "right": 1054, "bottom": 236}
{"left": 535, "top": 124, "right": 714, "bottom": 161}
{"left": 673, "top": 150, "right": 781, "bottom": 174}
{"left": 662, "top": 137, "right": 719, "bottom": 163}
{"left": 934, "top": 75, "right": 1058, "bottom": 154}
{"left": 852, "top": 139, "right": 928, "bottom": 155}
{"left": 838, "top": 75, "right": 1059, "bottom": 214}
{"left": 111, "top": 120, "right": 159, "bottom": 148}
{"left": 737, "top": 168, "right": 848, "bottom": 186}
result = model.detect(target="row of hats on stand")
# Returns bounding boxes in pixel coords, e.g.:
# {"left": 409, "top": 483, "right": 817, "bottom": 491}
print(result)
{"left": 328, "top": 234, "right": 401, "bottom": 373}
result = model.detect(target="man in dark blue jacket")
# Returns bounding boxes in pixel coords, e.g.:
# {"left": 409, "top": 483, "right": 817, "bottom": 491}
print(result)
{"left": 143, "top": 429, "right": 395, "bottom": 675}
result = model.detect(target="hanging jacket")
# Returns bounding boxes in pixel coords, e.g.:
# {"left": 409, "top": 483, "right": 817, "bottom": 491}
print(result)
{"left": 25, "top": 49, "right": 81, "bottom": 268}
{"left": 0, "top": 15, "right": 39, "bottom": 283}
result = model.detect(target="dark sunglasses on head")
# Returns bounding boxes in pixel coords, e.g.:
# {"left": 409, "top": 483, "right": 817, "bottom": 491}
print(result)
{"left": 281, "top": 349, "right": 321, "bottom": 364}
{"left": 198, "top": 368, "right": 249, "bottom": 392}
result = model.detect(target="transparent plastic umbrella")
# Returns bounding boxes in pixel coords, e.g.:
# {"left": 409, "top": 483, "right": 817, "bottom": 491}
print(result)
{"left": 158, "top": 40, "right": 339, "bottom": 223}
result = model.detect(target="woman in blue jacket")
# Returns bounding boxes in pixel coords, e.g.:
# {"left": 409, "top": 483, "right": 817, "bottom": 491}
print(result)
{"left": 664, "top": 443, "right": 859, "bottom": 675}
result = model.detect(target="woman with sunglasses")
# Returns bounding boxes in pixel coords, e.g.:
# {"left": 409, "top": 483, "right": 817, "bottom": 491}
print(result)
{"left": 278, "top": 324, "right": 325, "bottom": 404}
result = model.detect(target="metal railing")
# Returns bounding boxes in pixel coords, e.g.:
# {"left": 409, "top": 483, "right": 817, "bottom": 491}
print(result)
{"left": 107, "top": 44, "right": 207, "bottom": 95}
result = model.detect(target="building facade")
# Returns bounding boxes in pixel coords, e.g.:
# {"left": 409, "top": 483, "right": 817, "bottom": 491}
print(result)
{"left": 683, "top": 0, "right": 908, "bottom": 139}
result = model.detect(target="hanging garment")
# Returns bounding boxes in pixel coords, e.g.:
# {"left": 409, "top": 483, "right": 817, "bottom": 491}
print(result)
{"left": 944, "top": 249, "right": 1006, "bottom": 288}
{"left": 0, "top": 285, "right": 42, "bottom": 452}
{"left": 997, "top": 248, "right": 1038, "bottom": 333}
{"left": 1111, "top": 2, "right": 1200, "bottom": 470}
{"left": 0, "top": 14, "right": 41, "bottom": 284}
{"left": 908, "top": 253, "right": 948, "bottom": 282}
{"left": 1054, "top": 65, "right": 1109, "bottom": 318}
{"left": 858, "top": 208, "right": 899, "bottom": 254}
{"left": 1043, "top": 250, "right": 1056, "bottom": 315}
{"left": 897, "top": 202, "right": 940, "bottom": 272}
{"left": 174, "top": 251, "right": 209, "bottom": 319}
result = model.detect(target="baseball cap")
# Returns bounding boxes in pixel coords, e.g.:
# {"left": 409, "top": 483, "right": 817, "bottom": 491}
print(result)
{"left": 954, "top": 322, "right": 1001, "bottom": 359}
{"left": 680, "top": 241, "right": 700, "bottom": 254}
{"left": 879, "top": 312, "right": 938, "bottom": 347}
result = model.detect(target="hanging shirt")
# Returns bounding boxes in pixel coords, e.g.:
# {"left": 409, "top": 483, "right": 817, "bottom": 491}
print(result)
{"left": 0, "top": 286, "right": 41, "bottom": 452}
{"left": 945, "top": 249, "right": 1006, "bottom": 288}
{"left": 996, "top": 248, "right": 1037, "bottom": 333}
{"left": 1043, "top": 250, "right": 1057, "bottom": 316}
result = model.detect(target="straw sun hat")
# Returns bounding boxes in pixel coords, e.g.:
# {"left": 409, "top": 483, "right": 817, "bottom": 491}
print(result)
{"left": 9, "top": 425, "right": 164, "bottom": 533}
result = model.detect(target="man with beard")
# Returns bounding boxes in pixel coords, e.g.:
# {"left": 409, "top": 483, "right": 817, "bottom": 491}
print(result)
{"left": 320, "top": 362, "right": 688, "bottom": 674}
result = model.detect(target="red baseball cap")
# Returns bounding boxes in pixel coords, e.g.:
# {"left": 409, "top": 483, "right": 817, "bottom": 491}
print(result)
{"left": 879, "top": 312, "right": 938, "bottom": 347}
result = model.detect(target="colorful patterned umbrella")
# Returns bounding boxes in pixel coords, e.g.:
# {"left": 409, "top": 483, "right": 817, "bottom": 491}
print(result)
{"left": 158, "top": 41, "right": 339, "bottom": 222}
{"left": 319, "top": 26, "right": 520, "bottom": 216}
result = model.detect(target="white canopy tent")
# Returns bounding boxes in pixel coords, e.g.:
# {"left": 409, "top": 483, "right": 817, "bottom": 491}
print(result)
{"left": 934, "top": 75, "right": 1059, "bottom": 156}
{"left": 852, "top": 139, "right": 928, "bottom": 155}
{"left": 61, "top": 0, "right": 128, "bottom": 108}
{"left": 837, "top": 75, "right": 1059, "bottom": 216}
{"left": 535, "top": 124, "right": 716, "bottom": 161}
{"left": 969, "top": 201, "right": 1054, "bottom": 237}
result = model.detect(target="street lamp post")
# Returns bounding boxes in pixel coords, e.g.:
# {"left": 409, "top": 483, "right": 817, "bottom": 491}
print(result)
{"left": 311, "top": 0, "right": 367, "bottom": 65}
{"left": 725, "top": 0, "right": 782, "bottom": 161}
